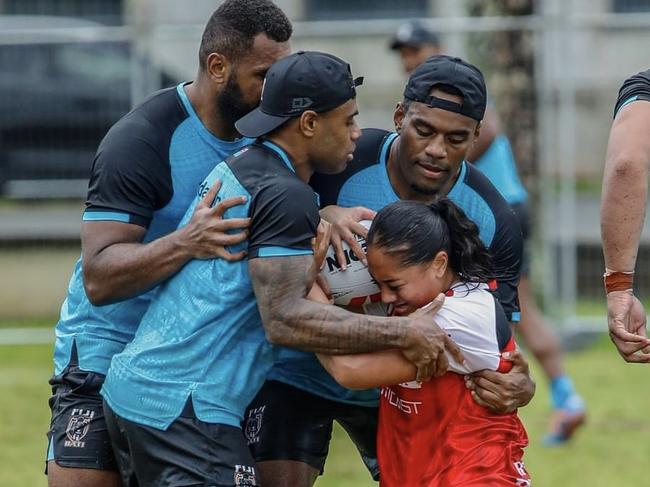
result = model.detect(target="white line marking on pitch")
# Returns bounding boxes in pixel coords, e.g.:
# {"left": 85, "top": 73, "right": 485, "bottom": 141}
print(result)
{"left": 0, "top": 328, "right": 53, "bottom": 345}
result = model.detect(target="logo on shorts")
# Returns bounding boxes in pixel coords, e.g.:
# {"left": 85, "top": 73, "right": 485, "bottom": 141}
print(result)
{"left": 513, "top": 461, "right": 531, "bottom": 486}
{"left": 244, "top": 406, "right": 265, "bottom": 445}
{"left": 234, "top": 464, "right": 257, "bottom": 486}
{"left": 64, "top": 408, "right": 94, "bottom": 448}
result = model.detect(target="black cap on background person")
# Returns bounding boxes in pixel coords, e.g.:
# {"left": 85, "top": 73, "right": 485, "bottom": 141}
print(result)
{"left": 390, "top": 20, "right": 440, "bottom": 50}
{"left": 389, "top": 20, "right": 443, "bottom": 75}
{"left": 236, "top": 51, "right": 364, "bottom": 138}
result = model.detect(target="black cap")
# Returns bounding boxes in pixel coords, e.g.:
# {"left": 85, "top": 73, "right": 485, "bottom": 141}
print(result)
{"left": 235, "top": 51, "right": 363, "bottom": 138}
{"left": 390, "top": 21, "right": 440, "bottom": 50}
{"left": 403, "top": 55, "right": 487, "bottom": 121}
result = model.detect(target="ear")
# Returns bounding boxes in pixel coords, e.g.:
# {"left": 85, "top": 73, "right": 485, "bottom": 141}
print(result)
{"left": 394, "top": 102, "right": 406, "bottom": 133}
{"left": 205, "top": 52, "right": 231, "bottom": 85}
{"left": 298, "top": 110, "right": 318, "bottom": 138}
{"left": 473, "top": 121, "right": 482, "bottom": 144}
{"left": 431, "top": 250, "right": 449, "bottom": 278}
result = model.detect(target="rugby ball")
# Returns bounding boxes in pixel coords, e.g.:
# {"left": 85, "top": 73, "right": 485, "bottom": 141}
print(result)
{"left": 320, "top": 220, "right": 382, "bottom": 307}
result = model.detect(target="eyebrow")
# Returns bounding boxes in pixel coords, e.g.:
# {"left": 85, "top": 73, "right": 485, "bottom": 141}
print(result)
{"left": 382, "top": 278, "right": 403, "bottom": 284}
{"left": 348, "top": 109, "right": 359, "bottom": 118}
{"left": 411, "top": 116, "right": 471, "bottom": 136}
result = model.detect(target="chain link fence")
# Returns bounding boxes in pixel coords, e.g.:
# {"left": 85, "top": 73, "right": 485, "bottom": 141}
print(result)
{"left": 2, "top": 0, "right": 650, "bottom": 326}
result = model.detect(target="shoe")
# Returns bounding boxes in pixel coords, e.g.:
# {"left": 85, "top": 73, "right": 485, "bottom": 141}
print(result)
{"left": 543, "top": 393, "right": 586, "bottom": 446}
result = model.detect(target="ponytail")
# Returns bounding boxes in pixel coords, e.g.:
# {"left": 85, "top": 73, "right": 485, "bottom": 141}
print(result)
{"left": 367, "top": 199, "right": 493, "bottom": 283}
{"left": 431, "top": 199, "right": 493, "bottom": 282}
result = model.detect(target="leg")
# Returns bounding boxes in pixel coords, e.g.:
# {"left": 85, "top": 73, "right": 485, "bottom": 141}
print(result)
{"left": 47, "top": 463, "right": 121, "bottom": 487}
{"left": 516, "top": 275, "right": 565, "bottom": 380}
{"left": 511, "top": 202, "right": 585, "bottom": 445}
{"left": 103, "top": 401, "right": 138, "bottom": 487}
{"left": 510, "top": 203, "right": 566, "bottom": 380}
{"left": 243, "top": 381, "right": 335, "bottom": 487}
{"left": 335, "top": 405, "right": 380, "bottom": 481}
{"left": 46, "top": 359, "right": 120, "bottom": 487}
{"left": 255, "top": 460, "right": 319, "bottom": 487}
{"left": 517, "top": 275, "right": 586, "bottom": 445}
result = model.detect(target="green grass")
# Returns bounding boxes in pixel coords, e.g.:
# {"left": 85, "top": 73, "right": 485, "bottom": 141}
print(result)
{"left": 0, "top": 344, "right": 52, "bottom": 487}
{"left": 1, "top": 333, "right": 648, "bottom": 487}
{"left": 519, "top": 337, "right": 650, "bottom": 486}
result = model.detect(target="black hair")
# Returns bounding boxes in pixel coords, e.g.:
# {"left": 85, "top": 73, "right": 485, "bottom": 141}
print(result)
{"left": 199, "top": 0, "right": 292, "bottom": 70}
{"left": 366, "top": 199, "right": 493, "bottom": 283}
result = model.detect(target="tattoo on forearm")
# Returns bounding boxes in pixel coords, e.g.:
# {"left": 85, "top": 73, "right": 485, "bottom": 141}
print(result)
{"left": 249, "top": 255, "right": 406, "bottom": 354}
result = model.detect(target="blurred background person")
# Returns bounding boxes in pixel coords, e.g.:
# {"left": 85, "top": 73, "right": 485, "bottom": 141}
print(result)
{"left": 389, "top": 19, "right": 586, "bottom": 446}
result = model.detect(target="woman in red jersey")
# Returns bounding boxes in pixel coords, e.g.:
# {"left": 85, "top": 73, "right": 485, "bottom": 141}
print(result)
{"left": 316, "top": 199, "right": 531, "bottom": 487}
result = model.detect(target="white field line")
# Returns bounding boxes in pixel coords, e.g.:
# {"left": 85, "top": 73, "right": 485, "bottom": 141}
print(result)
{"left": 0, "top": 328, "right": 53, "bottom": 345}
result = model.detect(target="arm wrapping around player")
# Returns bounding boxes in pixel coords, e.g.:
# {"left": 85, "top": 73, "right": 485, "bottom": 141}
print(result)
{"left": 250, "top": 254, "right": 464, "bottom": 383}
{"left": 319, "top": 345, "right": 506, "bottom": 390}
{"left": 82, "top": 121, "right": 250, "bottom": 305}
{"left": 318, "top": 350, "right": 415, "bottom": 390}
{"left": 250, "top": 255, "right": 410, "bottom": 354}
{"left": 83, "top": 181, "right": 249, "bottom": 305}
{"left": 318, "top": 303, "right": 505, "bottom": 389}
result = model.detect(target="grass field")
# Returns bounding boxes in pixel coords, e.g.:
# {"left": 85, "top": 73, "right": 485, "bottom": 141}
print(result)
{"left": 1, "top": 329, "right": 648, "bottom": 487}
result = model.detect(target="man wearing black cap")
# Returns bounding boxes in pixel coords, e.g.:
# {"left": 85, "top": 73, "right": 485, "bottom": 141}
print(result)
{"left": 390, "top": 21, "right": 587, "bottom": 446}
{"left": 99, "top": 51, "right": 462, "bottom": 486}
{"left": 46, "top": 2, "right": 292, "bottom": 486}
{"left": 389, "top": 20, "right": 442, "bottom": 75}
{"left": 247, "top": 55, "right": 535, "bottom": 487}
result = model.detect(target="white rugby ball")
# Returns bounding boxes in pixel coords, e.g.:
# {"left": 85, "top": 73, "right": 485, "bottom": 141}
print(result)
{"left": 320, "top": 219, "right": 381, "bottom": 306}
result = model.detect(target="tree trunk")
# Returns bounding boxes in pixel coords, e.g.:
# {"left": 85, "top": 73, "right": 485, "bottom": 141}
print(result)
{"left": 466, "top": 0, "right": 536, "bottom": 190}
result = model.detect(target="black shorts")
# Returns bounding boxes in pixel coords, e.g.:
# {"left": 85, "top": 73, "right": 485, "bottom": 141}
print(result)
{"left": 243, "top": 380, "right": 379, "bottom": 480}
{"left": 511, "top": 202, "right": 531, "bottom": 276}
{"left": 46, "top": 346, "right": 117, "bottom": 472}
{"left": 104, "top": 399, "right": 257, "bottom": 487}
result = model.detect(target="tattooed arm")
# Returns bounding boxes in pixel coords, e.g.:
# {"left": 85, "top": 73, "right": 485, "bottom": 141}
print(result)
{"left": 249, "top": 255, "right": 462, "bottom": 381}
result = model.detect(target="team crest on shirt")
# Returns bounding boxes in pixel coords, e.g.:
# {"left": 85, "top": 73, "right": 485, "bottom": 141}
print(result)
{"left": 234, "top": 464, "right": 257, "bottom": 486}
{"left": 244, "top": 405, "right": 265, "bottom": 445}
{"left": 64, "top": 408, "right": 94, "bottom": 448}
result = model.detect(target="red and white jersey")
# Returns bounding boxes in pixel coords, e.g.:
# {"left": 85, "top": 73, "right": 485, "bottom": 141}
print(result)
{"left": 377, "top": 283, "right": 530, "bottom": 487}
{"left": 432, "top": 281, "right": 515, "bottom": 375}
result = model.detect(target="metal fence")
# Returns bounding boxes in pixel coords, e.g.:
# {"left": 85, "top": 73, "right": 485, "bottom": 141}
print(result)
{"left": 2, "top": 1, "right": 650, "bottom": 326}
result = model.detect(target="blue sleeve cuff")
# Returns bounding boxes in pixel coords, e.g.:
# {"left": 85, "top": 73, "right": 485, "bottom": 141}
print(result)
{"left": 83, "top": 210, "right": 131, "bottom": 223}
{"left": 255, "top": 246, "right": 314, "bottom": 258}
{"left": 83, "top": 210, "right": 149, "bottom": 227}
